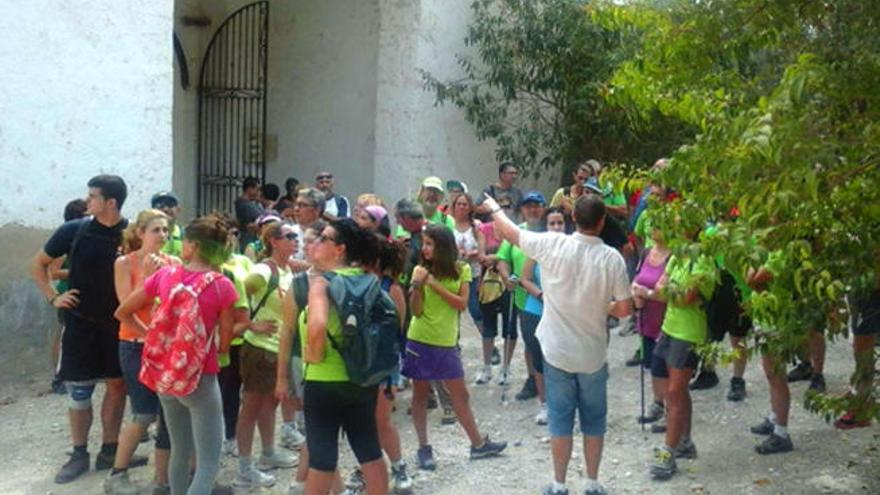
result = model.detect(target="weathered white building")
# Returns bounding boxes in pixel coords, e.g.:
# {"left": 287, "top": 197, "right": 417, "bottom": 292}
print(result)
{"left": 0, "top": 0, "right": 553, "bottom": 380}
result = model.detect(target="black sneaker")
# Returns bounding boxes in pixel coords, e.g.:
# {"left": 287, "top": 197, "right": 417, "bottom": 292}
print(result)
{"left": 650, "top": 418, "right": 667, "bottom": 434}
{"left": 727, "top": 377, "right": 746, "bottom": 402}
{"left": 416, "top": 445, "right": 436, "bottom": 471}
{"left": 95, "top": 451, "right": 149, "bottom": 471}
{"left": 491, "top": 347, "right": 501, "bottom": 366}
{"left": 750, "top": 417, "right": 774, "bottom": 436}
{"left": 470, "top": 436, "right": 507, "bottom": 459}
{"left": 515, "top": 376, "right": 538, "bottom": 401}
{"left": 786, "top": 362, "right": 813, "bottom": 382}
{"left": 689, "top": 370, "right": 719, "bottom": 390}
{"left": 51, "top": 376, "right": 67, "bottom": 395}
{"left": 638, "top": 402, "right": 664, "bottom": 424}
{"left": 808, "top": 374, "right": 826, "bottom": 393}
{"left": 755, "top": 433, "right": 793, "bottom": 455}
{"left": 541, "top": 485, "right": 569, "bottom": 495}
{"left": 625, "top": 349, "right": 642, "bottom": 367}
{"left": 55, "top": 451, "right": 90, "bottom": 484}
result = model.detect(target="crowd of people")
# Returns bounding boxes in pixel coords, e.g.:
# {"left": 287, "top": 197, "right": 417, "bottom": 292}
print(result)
{"left": 28, "top": 161, "right": 877, "bottom": 495}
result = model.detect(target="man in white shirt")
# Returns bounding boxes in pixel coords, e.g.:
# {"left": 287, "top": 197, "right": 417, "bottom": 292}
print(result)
{"left": 315, "top": 171, "right": 350, "bottom": 220}
{"left": 484, "top": 193, "right": 633, "bottom": 495}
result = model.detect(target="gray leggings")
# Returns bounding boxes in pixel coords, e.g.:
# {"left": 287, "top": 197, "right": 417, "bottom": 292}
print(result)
{"left": 159, "top": 373, "right": 223, "bottom": 495}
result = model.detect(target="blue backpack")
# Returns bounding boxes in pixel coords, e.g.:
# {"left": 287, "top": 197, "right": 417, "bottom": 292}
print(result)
{"left": 324, "top": 272, "right": 400, "bottom": 387}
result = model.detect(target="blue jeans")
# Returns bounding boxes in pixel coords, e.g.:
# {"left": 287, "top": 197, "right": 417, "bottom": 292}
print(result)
{"left": 467, "top": 278, "right": 483, "bottom": 327}
{"left": 545, "top": 362, "right": 608, "bottom": 437}
{"left": 119, "top": 341, "right": 159, "bottom": 424}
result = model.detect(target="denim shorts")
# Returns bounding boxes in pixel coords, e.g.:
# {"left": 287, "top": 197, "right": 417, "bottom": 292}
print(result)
{"left": 544, "top": 362, "right": 608, "bottom": 437}
{"left": 118, "top": 340, "right": 159, "bottom": 422}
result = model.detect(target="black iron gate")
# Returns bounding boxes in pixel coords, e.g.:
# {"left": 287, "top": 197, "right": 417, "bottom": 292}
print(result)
{"left": 197, "top": 1, "right": 269, "bottom": 215}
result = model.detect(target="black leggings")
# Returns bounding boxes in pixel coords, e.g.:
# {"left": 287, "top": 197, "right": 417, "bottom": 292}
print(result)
{"left": 218, "top": 345, "right": 242, "bottom": 440}
{"left": 304, "top": 381, "right": 380, "bottom": 472}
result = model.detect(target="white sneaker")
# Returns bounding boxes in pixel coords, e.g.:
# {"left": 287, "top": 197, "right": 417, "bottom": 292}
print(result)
{"left": 474, "top": 367, "right": 492, "bottom": 385}
{"left": 281, "top": 423, "right": 306, "bottom": 450}
{"left": 534, "top": 404, "right": 548, "bottom": 425}
{"left": 235, "top": 467, "right": 276, "bottom": 488}
{"left": 222, "top": 438, "right": 238, "bottom": 457}
{"left": 259, "top": 450, "right": 298, "bottom": 469}
{"left": 496, "top": 368, "right": 509, "bottom": 386}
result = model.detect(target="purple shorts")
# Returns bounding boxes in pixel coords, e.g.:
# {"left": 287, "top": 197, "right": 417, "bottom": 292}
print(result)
{"left": 401, "top": 340, "right": 464, "bottom": 381}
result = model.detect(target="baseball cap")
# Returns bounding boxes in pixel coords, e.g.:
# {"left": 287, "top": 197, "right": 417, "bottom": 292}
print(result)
{"left": 421, "top": 176, "right": 444, "bottom": 192}
{"left": 446, "top": 180, "right": 468, "bottom": 194}
{"left": 151, "top": 191, "right": 179, "bottom": 208}
{"left": 584, "top": 177, "right": 603, "bottom": 195}
{"left": 520, "top": 190, "right": 546, "bottom": 206}
{"left": 364, "top": 205, "right": 388, "bottom": 222}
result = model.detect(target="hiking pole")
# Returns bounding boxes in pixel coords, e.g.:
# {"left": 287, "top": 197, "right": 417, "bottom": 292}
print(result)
{"left": 639, "top": 328, "right": 646, "bottom": 433}
{"left": 500, "top": 274, "right": 518, "bottom": 406}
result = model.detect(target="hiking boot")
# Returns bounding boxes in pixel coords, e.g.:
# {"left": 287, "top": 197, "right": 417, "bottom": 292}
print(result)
{"left": 541, "top": 485, "right": 569, "bottom": 495}
{"left": 787, "top": 362, "right": 813, "bottom": 382}
{"left": 417, "top": 445, "right": 436, "bottom": 471}
{"left": 496, "top": 368, "right": 510, "bottom": 386}
{"left": 834, "top": 410, "right": 872, "bottom": 430}
{"left": 516, "top": 375, "right": 538, "bottom": 401}
{"left": 259, "top": 450, "right": 298, "bottom": 469}
{"left": 625, "top": 349, "right": 642, "bottom": 367}
{"left": 535, "top": 404, "right": 549, "bottom": 425}
{"left": 755, "top": 433, "right": 793, "bottom": 455}
{"left": 750, "top": 417, "right": 774, "bottom": 435}
{"left": 281, "top": 423, "right": 306, "bottom": 450}
{"left": 689, "top": 370, "right": 719, "bottom": 390}
{"left": 808, "top": 373, "right": 826, "bottom": 393}
{"left": 673, "top": 438, "right": 697, "bottom": 459}
{"left": 222, "top": 438, "right": 238, "bottom": 457}
{"left": 638, "top": 402, "right": 664, "bottom": 424}
{"left": 649, "top": 445, "right": 676, "bottom": 480}
{"left": 470, "top": 436, "right": 507, "bottom": 459}
{"left": 491, "top": 347, "right": 501, "bottom": 365}
{"left": 390, "top": 462, "right": 414, "bottom": 494}
{"left": 727, "top": 377, "right": 746, "bottom": 402}
{"left": 95, "top": 451, "right": 148, "bottom": 471}
{"left": 441, "top": 407, "right": 457, "bottom": 425}
{"left": 344, "top": 469, "right": 365, "bottom": 494}
{"left": 650, "top": 417, "right": 667, "bottom": 434}
{"left": 474, "top": 366, "right": 492, "bottom": 385}
{"left": 103, "top": 470, "right": 140, "bottom": 495}
{"left": 55, "top": 451, "right": 90, "bottom": 484}
{"left": 235, "top": 467, "right": 276, "bottom": 488}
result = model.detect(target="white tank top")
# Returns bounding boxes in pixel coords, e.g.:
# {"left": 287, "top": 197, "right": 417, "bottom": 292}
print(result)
{"left": 454, "top": 223, "right": 481, "bottom": 278}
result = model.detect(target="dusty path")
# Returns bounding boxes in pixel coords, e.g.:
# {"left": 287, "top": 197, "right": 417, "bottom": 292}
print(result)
{"left": 1, "top": 318, "right": 877, "bottom": 495}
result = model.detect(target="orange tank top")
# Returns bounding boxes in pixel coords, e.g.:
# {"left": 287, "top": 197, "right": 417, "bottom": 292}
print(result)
{"left": 118, "top": 253, "right": 154, "bottom": 342}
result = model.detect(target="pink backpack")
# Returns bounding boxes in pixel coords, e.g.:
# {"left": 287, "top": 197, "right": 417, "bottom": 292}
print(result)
{"left": 140, "top": 267, "right": 219, "bottom": 396}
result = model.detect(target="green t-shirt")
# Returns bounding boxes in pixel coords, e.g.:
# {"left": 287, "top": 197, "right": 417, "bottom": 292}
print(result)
{"left": 408, "top": 263, "right": 472, "bottom": 347}
{"left": 221, "top": 254, "right": 253, "bottom": 348}
{"left": 244, "top": 261, "right": 293, "bottom": 354}
{"left": 394, "top": 208, "right": 454, "bottom": 238}
{"left": 161, "top": 223, "right": 183, "bottom": 257}
{"left": 55, "top": 257, "right": 71, "bottom": 293}
{"left": 299, "top": 267, "right": 363, "bottom": 382}
{"left": 634, "top": 209, "right": 654, "bottom": 249}
{"left": 661, "top": 255, "right": 716, "bottom": 344}
{"left": 496, "top": 223, "right": 532, "bottom": 310}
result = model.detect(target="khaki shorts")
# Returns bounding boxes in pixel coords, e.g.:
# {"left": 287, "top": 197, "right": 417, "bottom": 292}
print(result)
{"left": 240, "top": 342, "right": 278, "bottom": 394}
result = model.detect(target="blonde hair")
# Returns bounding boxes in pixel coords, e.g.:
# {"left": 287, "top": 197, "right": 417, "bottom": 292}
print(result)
{"left": 356, "top": 193, "right": 386, "bottom": 209}
{"left": 122, "top": 209, "right": 168, "bottom": 254}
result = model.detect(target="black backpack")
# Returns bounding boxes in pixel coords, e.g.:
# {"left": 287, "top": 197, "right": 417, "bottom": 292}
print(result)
{"left": 705, "top": 266, "right": 740, "bottom": 342}
{"left": 323, "top": 272, "right": 401, "bottom": 387}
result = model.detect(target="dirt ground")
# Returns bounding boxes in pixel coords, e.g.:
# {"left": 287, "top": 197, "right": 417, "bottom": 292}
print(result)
{"left": 1, "top": 318, "right": 877, "bottom": 495}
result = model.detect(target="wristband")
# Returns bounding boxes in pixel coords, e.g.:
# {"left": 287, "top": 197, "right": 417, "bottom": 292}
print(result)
{"left": 48, "top": 293, "right": 60, "bottom": 305}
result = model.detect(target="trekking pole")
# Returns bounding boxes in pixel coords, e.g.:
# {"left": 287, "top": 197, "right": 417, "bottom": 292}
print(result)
{"left": 639, "top": 329, "right": 646, "bottom": 433}
{"left": 500, "top": 274, "right": 518, "bottom": 406}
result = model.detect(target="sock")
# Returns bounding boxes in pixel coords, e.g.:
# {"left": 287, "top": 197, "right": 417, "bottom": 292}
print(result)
{"left": 262, "top": 445, "right": 275, "bottom": 457}
{"left": 239, "top": 456, "right": 253, "bottom": 472}
{"left": 73, "top": 445, "right": 87, "bottom": 455}
{"left": 100, "top": 442, "right": 118, "bottom": 455}
{"left": 110, "top": 467, "right": 127, "bottom": 476}
{"left": 768, "top": 412, "right": 777, "bottom": 424}
{"left": 583, "top": 478, "right": 602, "bottom": 492}
{"left": 773, "top": 423, "right": 789, "bottom": 437}
{"left": 551, "top": 480, "right": 567, "bottom": 492}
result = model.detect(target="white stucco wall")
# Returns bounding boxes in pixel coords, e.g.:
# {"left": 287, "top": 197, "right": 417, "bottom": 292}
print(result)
{"left": 0, "top": 1, "right": 175, "bottom": 228}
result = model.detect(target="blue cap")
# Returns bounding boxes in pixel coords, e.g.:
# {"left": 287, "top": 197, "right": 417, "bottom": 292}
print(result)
{"left": 151, "top": 191, "right": 179, "bottom": 208}
{"left": 520, "top": 190, "right": 546, "bottom": 206}
{"left": 584, "top": 177, "right": 603, "bottom": 195}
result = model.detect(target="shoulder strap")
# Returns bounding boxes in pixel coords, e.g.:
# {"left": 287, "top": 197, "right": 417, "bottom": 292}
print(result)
{"left": 250, "top": 261, "right": 280, "bottom": 319}
{"left": 68, "top": 217, "right": 93, "bottom": 259}
{"left": 335, "top": 196, "right": 348, "bottom": 217}
{"left": 293, "top": 272, "right": 309, "bottom": 313}
{"left": 191, "top": 271, "right": 221, "bottom": 296}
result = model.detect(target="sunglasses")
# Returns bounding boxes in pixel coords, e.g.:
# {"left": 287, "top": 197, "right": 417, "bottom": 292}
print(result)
{"left": 316, "top": 174, "right": 333, "bottom": 181}
{"left": 282, "top": 232, "right": 298, "bottom": 241}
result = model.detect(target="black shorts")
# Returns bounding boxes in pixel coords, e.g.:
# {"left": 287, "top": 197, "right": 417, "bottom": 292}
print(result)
{"left": 853, "top": 290, "right": 880, "bottom": 336}
{"left": 58, "top": 313, "right": 122, "bottom": 382}
{"left": 304, "top": 381, "right": 381, "bottom": 472}
{"left": 479, "top": 291, "right": 518, "bottom": 340}
{"left": 654, "top": 334, "right": 699, "bottom": 371}
{"left": 728, "top": 311, "right": 752, "bottom": 338}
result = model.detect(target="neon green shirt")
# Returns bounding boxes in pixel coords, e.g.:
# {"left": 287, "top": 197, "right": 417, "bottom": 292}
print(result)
{"left": 661, "top": 255, "right": 716, "bottom": 344}
{"left": 244, "top": 261, "right": 293, "bottom": 354}
{"left": 299, "top": 267, "right": 363, "bottom": 382}
{"left": 161, "top": 223, "right": 183, "bottom": 257}
{"left": 496, "top": 223, "right": 533, "bottom": 310}
{"left": 221, "top": 254, "right": 253, "bottom": 348}
{"left": 408, "top": 263, "right": 472, "bottom": 347}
